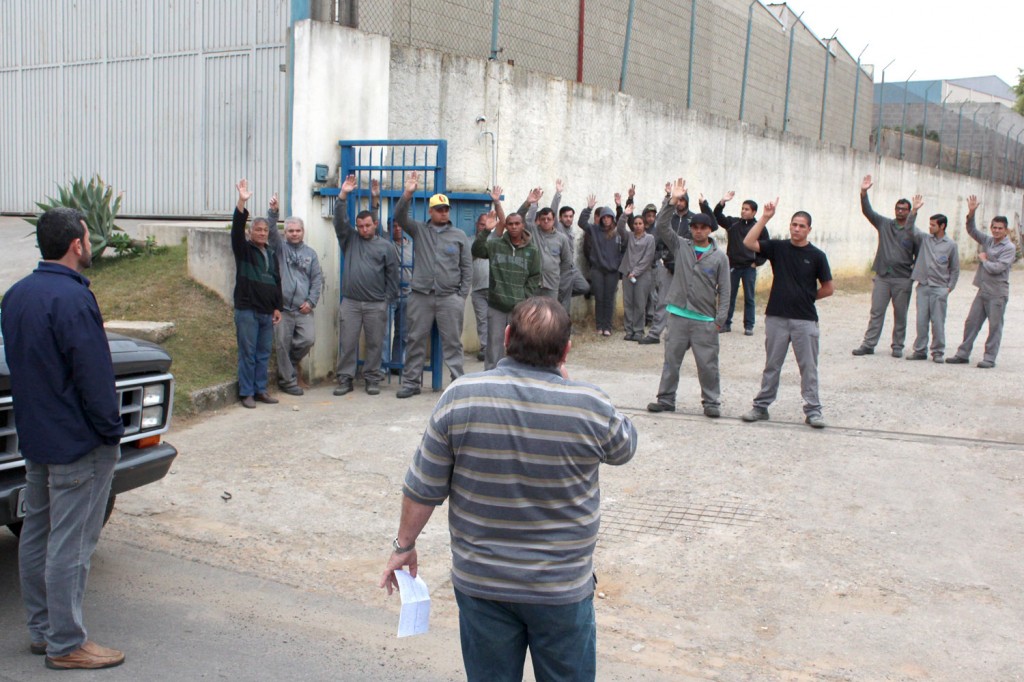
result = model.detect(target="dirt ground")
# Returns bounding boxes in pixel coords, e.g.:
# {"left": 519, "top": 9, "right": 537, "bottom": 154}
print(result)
{"left": 106, "top": 267, "right": 1024, "bottom": 681}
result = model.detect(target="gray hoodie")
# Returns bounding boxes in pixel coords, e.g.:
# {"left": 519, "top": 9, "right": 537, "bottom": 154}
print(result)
{"left": 655, "top": 205, "right": 730, "bottom": 326}
{"left": 267, "top": 210, "right": 323, "bottom": 312}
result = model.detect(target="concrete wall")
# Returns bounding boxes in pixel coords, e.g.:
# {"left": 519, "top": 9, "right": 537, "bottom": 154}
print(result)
{"left": 386, "top": 43, "right": 1023, "bottom": 281}
{"left": 287, "top": 20, "right": 391, "bottom": 383}
{"left": 187, "top": 228, "right": 234, "bottom": 306}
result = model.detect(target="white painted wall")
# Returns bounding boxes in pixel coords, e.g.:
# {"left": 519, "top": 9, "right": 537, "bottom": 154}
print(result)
{"left": 387, "top": 44, "right": 1023, "bottom": 283}
{"left": 289, "top": 20, "right": 390, "bottom": 382}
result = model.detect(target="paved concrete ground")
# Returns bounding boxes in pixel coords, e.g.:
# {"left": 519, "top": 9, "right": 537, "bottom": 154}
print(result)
{"left": 31, "top": 267, "right": 1016, "bottom": 681}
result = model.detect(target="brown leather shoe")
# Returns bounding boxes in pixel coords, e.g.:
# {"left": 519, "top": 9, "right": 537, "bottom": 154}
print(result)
{"left": 46, "top": 641, "right": 125, "bottom": 670}
{"left": 254, "top": 392, "right": 279, "bottom": 404}
{"left": 31, "top": 641, "right": 46, "bottom": 656}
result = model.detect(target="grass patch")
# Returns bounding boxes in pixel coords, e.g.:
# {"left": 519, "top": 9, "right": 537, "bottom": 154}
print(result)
{"left": 88, "top": 245, "right": 236, "bottom": 417}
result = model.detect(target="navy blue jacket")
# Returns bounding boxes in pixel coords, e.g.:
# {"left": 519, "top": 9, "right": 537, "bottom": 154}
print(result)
{"left": 1, "top": 262, "right": 124, "bottom": 464}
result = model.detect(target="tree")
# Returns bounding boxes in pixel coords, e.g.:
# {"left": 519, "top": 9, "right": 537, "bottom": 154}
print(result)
{"left": 1013, "top": 68, "right": 1024, "bottom": 116}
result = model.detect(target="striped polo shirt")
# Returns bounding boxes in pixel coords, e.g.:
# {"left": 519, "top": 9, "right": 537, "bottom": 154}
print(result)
{"left": 403, "top": 358, "right": 637, "bottom": 605}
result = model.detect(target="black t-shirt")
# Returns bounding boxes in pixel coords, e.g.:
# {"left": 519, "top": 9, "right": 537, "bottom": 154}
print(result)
{"left": 762, "top": 239, "right": 832, "bottom": 321}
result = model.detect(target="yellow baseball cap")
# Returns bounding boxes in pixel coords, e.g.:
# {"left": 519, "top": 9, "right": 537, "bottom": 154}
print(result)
{"left": 428, "top": 194, "right": 450, "bottom": 208}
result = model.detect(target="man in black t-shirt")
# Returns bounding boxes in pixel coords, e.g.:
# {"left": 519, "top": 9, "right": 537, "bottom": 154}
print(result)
{"left": 741, "top": 199, "right": 834, "bottom": 428}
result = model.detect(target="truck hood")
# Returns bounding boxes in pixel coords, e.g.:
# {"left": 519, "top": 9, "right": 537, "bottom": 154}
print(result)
{"left": 0, "top": 332, "right": 173, "bottom": 393}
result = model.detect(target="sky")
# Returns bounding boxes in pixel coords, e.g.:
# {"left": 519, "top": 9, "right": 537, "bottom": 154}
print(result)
{"left": 784, "top": 0, "right": 1021, "bottom": 87}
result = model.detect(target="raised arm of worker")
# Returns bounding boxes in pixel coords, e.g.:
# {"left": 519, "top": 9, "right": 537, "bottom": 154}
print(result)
{"left": 471, "top": 210, "right": 497, "bottom": 259}
{"left": 713, "top": 190, "right": 735, "bottom": 228}
{"left": 578, "top": 193, "right": 597, "bottom": 229}
{"left": 655, "top": 178, "right": 686, "bottom": 250}
{"left": 859, "top": 174, "right": 883, "bottom": 226}
{"left": 549, "top": 178, "right": 564, "bottom": 214}
{"left": 267, "top": 192, "right": 283, "bottom": 251}
{"left": 333, "top": 174, "right": 358, "bottom": 250}
{"left": 394, "top": 171, "right": 422, "bottom": 239}
{"left": 742, "top": 196, "right": 776, "bottom": 253}
{"left": 231, "top": 178, "right": 253, "bottom": 257}
{"left": 490, "top": 185, "right": 508, "bottom": 238}
{"left": 697, "top": 194, "right": 719, "bottom": 232}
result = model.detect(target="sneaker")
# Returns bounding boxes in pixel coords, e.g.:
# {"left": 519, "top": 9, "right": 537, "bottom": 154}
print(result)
{"left": 977, "top": 360, "right": 995, "bottom": 369}
{"left": 333, "top": 382, "right": 353, "bottom": 396}
{"left": 805, "top": 414, "right": 826, "bottom": 429}
{"left": 281, "top": 385, "right": 304, "bottom": 395}
{"left": 623, "top": 334, "right": 637, "bottom": 341}
{"left": 744, "top": 329, "right": 754, "bottom": 336}
{"left": 891, "top": 349, "right": 903, "bottom": 358}
{"left": 741, "top": 407, "right": 770, "bottom": 422}
{"left": 719, "top": 325, "right": 732, "bottom": 334}
{"left": 476, "top": 350, "right": 485, "bottom": 361}
{"left": 851, "top": 346, "right": 874, "bottom": 356}
{"left": 365, "top": 382, "right": 381, "bottom": 395}
{"left": 602, "top": 330, "right": 611, "bottom": 337}
{"left": 45, "top": 641, "right": 125, "bottom": 670}
{"left": 396, "top": 386, "right": 421, "bottom": 399}
{"left": 240, "top": 396, "right": 256, "bottom": 409}
{"left": 945, "top": 356, "right": 968, "bottom": 364}
{"left": 703, "top": 405, "right": 721, "bottom": 418}
{"left": 254, "top": 392, "right": 279, "bottom": 404}
{"left": 931, "top": 355, "right": 944, "bottom": 363}
{"left": 646, "top": 402, "right": 675, "bottom": 413}
{"left": 638, "top": 336, "right": 660, "bottom": 345}
{"left": 905, "top": 353, "right": 927, "bottom": 361}
{"left": 31, "top": 641, "right": 46, "bottom": 656}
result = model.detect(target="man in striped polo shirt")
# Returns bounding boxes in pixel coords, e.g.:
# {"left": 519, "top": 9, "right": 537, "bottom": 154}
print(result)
{"left": 380, "top": 296, "right": 637, "bottom": 681}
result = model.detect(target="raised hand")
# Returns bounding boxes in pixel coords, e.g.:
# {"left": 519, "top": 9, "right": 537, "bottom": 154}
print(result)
{"left": 860, "top": 175, "right": 873, "bottom": 193}
{"left": 491, "top": 185, "right": 503, "bottom": 203}
{"left": 527, "top": 186, "right": 543, "bottom": 204}
{"left": 483, "top": 209, "right": 498, "bottom": 230}
{"left": 613, "top": 192, "right": 622, "bottom": 206}
{"left": 664, "top": 181, "right": 671, "bottom": 196}
{"left": 670, "top": 178, "right": 687, "bottom": 203}
{"left": 370, "top": 178, "right": 380, "bottom": 199}
{"left": 404, "top": 171, "right": 419, "bottom": 195}
{"left": 722, "top": 190, "right": 735, "bottom": 203}
{"left": 269, "top": 192, "right": 279, "bottom": 213}
{"left": 623, "top": 203, "right": 634, "bottom": 216}
{"left": 966, "top": 194, "right": 979, "bottom": 214}
{"left": 236, "top": 179, "right": 252, "bottom": 204}
{"left": 627, "top": 184, "right": 636, "bottom": 199}
{"left": 555, "top": 178, "right": 564, "bottom": 193}
{"left": 340, "top": 174, "right": 357, "bottom": 197}
{"left": 762, "top": 197, "right": 779, "bottom": 221}
{"left": 911, "top": 194, "right": 924, "bottom": 212}
{"left": 587, "top": 194, "right": 597, "bottom": 209}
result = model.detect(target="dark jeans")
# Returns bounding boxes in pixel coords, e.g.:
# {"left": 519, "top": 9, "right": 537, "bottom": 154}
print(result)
{"left": 234, "top": 308, "right": 274, "bottom": 397}
{"left": 455, "top": 589, "right": 596, "bottom": 682}
{"left": 590, "top": 268, "right": 619, "bottom": 331}
{"left": 728, "top": 265, "right": 757, "bottom": 330}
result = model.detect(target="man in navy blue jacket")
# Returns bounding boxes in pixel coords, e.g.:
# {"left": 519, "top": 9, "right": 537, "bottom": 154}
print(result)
{"left": 1, "top": 207, "right": 126, "bottom": 669}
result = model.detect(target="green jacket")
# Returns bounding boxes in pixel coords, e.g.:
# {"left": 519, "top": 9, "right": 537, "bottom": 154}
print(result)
{"left": 472, "top": 229, "right": 542, "bottom": 312}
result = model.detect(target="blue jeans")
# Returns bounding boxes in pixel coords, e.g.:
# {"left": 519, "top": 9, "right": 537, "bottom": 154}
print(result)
{"left": 234, "top": 308, "right": 274, "bottom": 397}
{"left": 455, "top": 588, "right": 596, "bottom": 682}
{"left": 20, "top": 444, "right": 120, "bottom": 657}
{"left": 728, "top": 265, "right": 757, "bottom": 330}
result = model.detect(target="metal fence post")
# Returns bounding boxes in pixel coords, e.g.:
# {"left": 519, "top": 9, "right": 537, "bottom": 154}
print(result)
{"left": 819, "top": 33, "right": 836, "bottom": 142}
{"left": 920, "top": 82, "right": 936, "bottom": 165}
{"left": 1004, "top": 126, "right": 1017, "bottom": 184}
{"left": 954, "top": 101, "right": 967, "bottom": 174}
{"left": 850, "top": 46, "right": 867, "bottom": 148}
{"left": 489, "top": 0, "right": 501, "bottom": 60}
{"left": 936, "top": 92, "right": 951, "bottom": 169}
{"left": 1012, "top": 130, "right": 1024, "bottom": 186}
{"left": 738, "top": 1, "right": 755, "bottom": 120}
{"left": 782, "top": 13, "right": 803, "bottom": 133}
{"left": 876, "top": 60, "right": 894, "bottom": 159}
{"left": 898, "top": 70, "right": 915, "bottom": 159}
{"left": 576, "top": 0, "right": 585, "bottom": 83}
{"left": 618, "top": 0, "right": 636, "bottom": 92}
{"left": 687, "top": 0, "right": 698, "bottom": 109}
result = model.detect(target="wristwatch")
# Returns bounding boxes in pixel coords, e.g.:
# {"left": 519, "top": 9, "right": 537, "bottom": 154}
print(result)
{"left": 392, "top": 537, "right": 416, "bottom": 554}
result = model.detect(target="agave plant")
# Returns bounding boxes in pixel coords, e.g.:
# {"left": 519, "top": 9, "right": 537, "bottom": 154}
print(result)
{"left": 25, "top": 175, "right": 124, "bottom": 258}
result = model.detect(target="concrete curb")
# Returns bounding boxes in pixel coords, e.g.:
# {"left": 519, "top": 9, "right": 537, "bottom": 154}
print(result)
{"left": 189, "top": 380, "right": 239, "bottom": 414}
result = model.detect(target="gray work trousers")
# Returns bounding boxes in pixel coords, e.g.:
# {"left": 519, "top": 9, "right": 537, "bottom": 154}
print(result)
{"left": 647, "top": 265, "right": 675, "bottom": 339}
{"left": 861, "top": 276, "right": 913, "bottom": 352}
{"left": 912, "top": 284, "right": 949, "bottom": 358}
{"left": 485, "top": 307, "right": 510, "bottom": 370}
{"left": 622, "top": 271, "right": 654, "bottom": 338}
{"left": 954, "top": 292, "right": 1008, "bottom": 363}
{"left": 403, "top": 291, "right": 465, "bottom": 389}
{"left": 558, "top": 266, "right": 590, "bottom": 318}
{"left": 646, "top": 262, "right": 662, "bottom": 324}
{"left": 753, "top": 315, "right": 822, "bottom": 417}
{"left": 471, "top": 289, "right": 489, "bottom": 353}
{"left": 20, "top": 444, "right": 120, "bottom": 657}
{"left": 275, "top": 309, "right": 316, "bottom": 388}
{"left": 655, "top": 314, "right": 721, "bottom": 409}
{"left": 338, "top": 298, "right": 388, "bottom": 384}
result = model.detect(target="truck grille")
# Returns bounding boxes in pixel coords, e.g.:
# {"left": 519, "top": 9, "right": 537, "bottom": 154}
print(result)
{"left": 0, "top": 373, "right": 174, "bottom": 472}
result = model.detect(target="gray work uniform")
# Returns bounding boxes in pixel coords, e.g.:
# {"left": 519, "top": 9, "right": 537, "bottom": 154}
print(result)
{"left": 394, "top": 195, "right": 473, "bottom": 388}
{"left": 910, "top": 231, "right": 959, "bottom": 359}
{"left": 549, "top": 192, "right": 590, "bottom": 315}
{"left": 858, "top": 193, "right": 920, "bottom": 353}
{"left": 268, "top": 210, "right": 323, "bottom": 389}
{"left": 652, "top": 205, "right": 729, "bottom": 410}
{"left": 951, "top": 216, "right": 1016, "bottom": 363}
{"left": 519, "top": 201, "right": 573, "bottom": 299}
{"left": 617, "top": 213, "right": 656, "bottom": 338}
{"left": 333, "top": 198, "right": 400, "bottom": 386}
{"left": 471, "top": 236, "right": 490, "bottom": 355}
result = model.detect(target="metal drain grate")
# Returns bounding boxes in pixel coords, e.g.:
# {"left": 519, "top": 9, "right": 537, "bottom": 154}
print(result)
{"left": 599, "top": 501, "right": 763, "bottom": 542}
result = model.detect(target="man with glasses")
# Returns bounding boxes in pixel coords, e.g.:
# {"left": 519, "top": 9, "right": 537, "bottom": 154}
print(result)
{"left": 393, "top": 171, "right": 473, "bottom": 398}
{"left": 851, "top": 175, "right": 922, "bottom": 358}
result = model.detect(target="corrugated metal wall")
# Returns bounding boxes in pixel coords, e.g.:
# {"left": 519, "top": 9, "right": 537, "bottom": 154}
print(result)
{"left": 0, "top": 0, "right": 287, "bottom": 217}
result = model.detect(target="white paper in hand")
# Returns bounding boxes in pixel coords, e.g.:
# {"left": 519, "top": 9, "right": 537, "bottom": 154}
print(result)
{"left": 394, "top": 569, "right": 431, "bottom": 637}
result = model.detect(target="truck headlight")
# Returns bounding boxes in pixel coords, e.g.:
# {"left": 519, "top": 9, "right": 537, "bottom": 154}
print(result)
{"left": 141, "top": 406, "right": 164, "bottom": 429}
{"left": 143, "top": 384, "right": 165, "bottom": 407}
